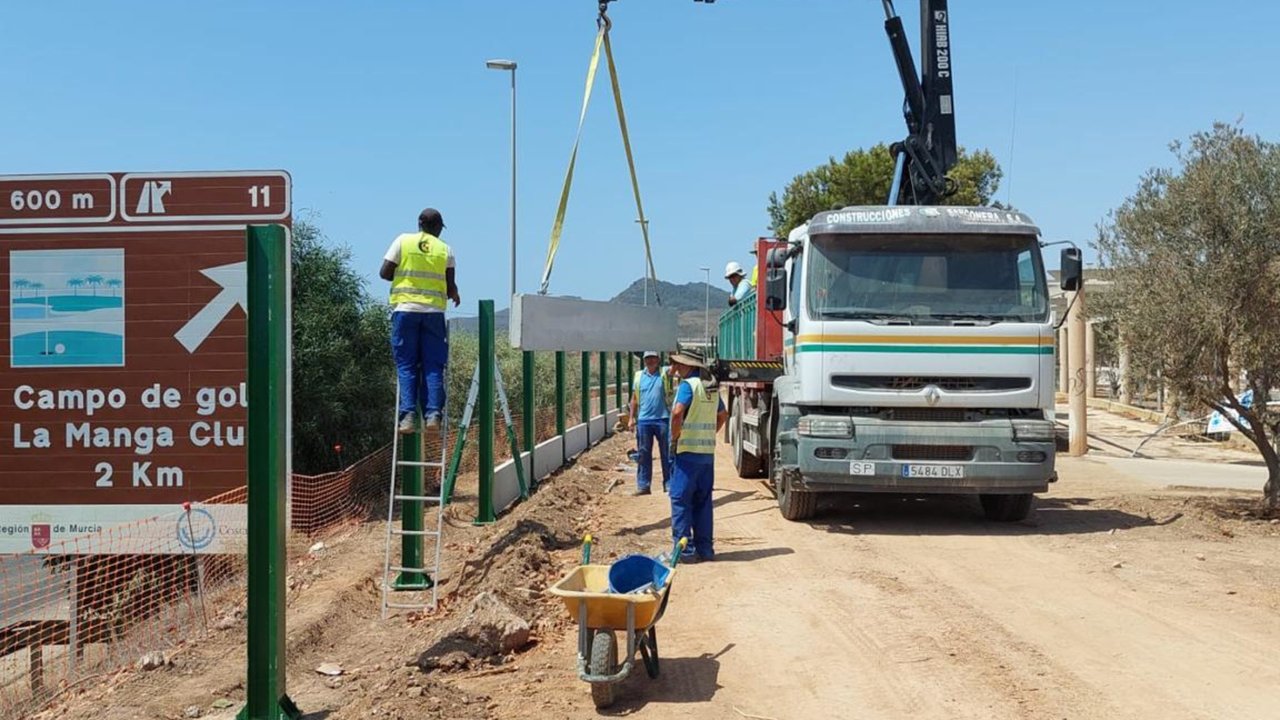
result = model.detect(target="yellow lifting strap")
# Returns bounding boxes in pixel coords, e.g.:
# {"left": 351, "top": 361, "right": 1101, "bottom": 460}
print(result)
{"left": 538, "top": 18, "right": 662, "bottom": 306}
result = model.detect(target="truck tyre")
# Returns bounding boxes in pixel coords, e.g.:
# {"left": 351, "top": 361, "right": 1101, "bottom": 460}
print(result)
{"left": 733, "top": 401, "right": 763, "bottom": 479}
{"left": 774, "top": 451, "right": 817, "bottom": 521}
{"left": 979, "top": 493, "right": 1034, "bottom": 522}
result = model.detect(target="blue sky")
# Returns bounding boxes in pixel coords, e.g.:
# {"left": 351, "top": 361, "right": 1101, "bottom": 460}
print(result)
{"left": 2, "top": 1, "right": 1273, "bottom": 312}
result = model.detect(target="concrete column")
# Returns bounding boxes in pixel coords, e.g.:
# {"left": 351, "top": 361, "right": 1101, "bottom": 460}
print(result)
{"left": 1068, "top": 288, "right": 1088, "bottom": 456}
{"left": 1084, "top": 321, "right": 1097, "bottom": 400}
{"left": 1058, "top": 325, "right": 1070, "bottom": 393}
{"left": 1117, "top": 334, "right": 1132, "bottom": 405}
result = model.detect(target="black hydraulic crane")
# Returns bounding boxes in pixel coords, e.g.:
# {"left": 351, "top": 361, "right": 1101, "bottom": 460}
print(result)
{"left": 883, "top": 0, "right": 958, "bottom": 206}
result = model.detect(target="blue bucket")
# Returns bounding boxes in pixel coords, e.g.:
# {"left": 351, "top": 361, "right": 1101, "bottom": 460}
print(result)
{"left": 607, "top": 554, "right": 671, "bottom": 594}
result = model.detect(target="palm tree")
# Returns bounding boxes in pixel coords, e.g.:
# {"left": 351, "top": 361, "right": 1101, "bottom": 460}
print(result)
{"left": 29, "top": 281, "right": 44, "bottom": 298}
{"left": 67, "top": 278, "right": 85, "bottom": 296}
{"left": 106, "top": 278, "right": 122, "bottom": 296}
{"left": 13, "top": 278, "right": 30, "bottom": 298}
{"left": 85, "top": 274, "right": 104, "bottom": 296}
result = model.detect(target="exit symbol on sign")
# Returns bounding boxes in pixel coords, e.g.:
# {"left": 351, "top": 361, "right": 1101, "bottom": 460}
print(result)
{"left": 134, "top": 180, "right": 171, "bottom": 214}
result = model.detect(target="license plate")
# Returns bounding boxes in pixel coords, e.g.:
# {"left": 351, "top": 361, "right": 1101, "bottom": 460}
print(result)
{"left": 901, "top": 464, "right": 965, "bottom": 479}
{"left": 849, "top": 462, "right": 875, "bottom": 476}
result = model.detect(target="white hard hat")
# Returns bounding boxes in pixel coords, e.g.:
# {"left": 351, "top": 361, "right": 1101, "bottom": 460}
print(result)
{"left": 724, "top": 261, "right": 745, "bottom": 279}
{"left": 643, "top": 350, "right": 659, "bottom": 359}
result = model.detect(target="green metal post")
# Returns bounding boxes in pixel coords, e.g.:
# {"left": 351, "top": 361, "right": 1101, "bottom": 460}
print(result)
{"left": 580, "top": 352, "right": 590, "bottom": 428}
{"left": 239, "top": 225, "right": 300, "bottom": 720}
{"left": 477, "top": 300, "right": 496, "bottom": 524}
{"left": 555, "top": 351, "right": 566, "bottom": 461}
{"left": 393, "top": 414, "right": 428, "bottom": 589}
{"left": 522, "top": 350, "right": 535, "bottom": 485}
{"left": 627, "top": 352, "right": 634, "bottom": 397}
{"left": 598, "top": 351, "right": 607, "bottom": 420}
{"left": 614, "top": 352, "right": 622, "bottom": 410}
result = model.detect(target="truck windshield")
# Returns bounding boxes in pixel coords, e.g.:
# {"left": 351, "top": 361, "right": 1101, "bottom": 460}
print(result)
{"left": 807, "top": 233, "right": 1049, "bottom": 323}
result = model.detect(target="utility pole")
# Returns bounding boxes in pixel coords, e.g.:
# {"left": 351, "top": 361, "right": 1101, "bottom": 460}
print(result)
{"left": 485, "top": 59, "right": 518, "bottom": 299}
{"left": 700, "top": 267, "right": 711, "bottom": 350}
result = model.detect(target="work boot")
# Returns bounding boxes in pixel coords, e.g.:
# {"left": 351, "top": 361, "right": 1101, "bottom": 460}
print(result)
{"left": 397, "top": 414, "right": 416, "bottom": 435}
{"left": 424, "top": 413, "right": 442, "bottom": 429}
{"left": 631, "top": 487, "right": 652, "bottom": 497}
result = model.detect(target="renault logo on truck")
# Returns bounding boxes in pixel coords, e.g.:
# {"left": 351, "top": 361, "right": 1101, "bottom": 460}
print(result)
{"left": 923, "top": 385, "right": 942, "bottom": 407}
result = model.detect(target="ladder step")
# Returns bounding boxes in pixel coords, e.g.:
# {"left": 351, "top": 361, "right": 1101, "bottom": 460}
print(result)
{"left": 384, "top": 601, "right": 435, "bottom": 610}
{"left": 393, "top": 494, "right": 442, "bottom": 503}
{"left": 397, "top": 461, "right": 444, "bottom": 468}
{"left": 388, "top": 565, "right": 432, "bottom": 574}
{"left": 392, "top": 529, "right": 441, "bottom": 537}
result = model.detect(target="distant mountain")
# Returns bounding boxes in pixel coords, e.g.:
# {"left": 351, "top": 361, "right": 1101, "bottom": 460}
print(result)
{"left": 610, "top": 279, "right": 729, "bottom": 311}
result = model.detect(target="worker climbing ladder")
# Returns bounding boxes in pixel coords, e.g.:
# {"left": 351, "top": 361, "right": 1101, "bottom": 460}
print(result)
{"left": 380, "top": 383, "right": 448, "bottom": 618}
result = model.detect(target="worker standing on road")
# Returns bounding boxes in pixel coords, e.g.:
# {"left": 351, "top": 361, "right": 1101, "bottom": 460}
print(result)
{"left": 667, "top": 350, "right": 728, "bottom": 562}
{"left": 630, "top": 350, "right": 674, "bottom": 496}
{"left": 379, "top": 208, "right": 461, "bottom": 434}
{"left": 724, "top": 262, "right": 751, "bottom": 306}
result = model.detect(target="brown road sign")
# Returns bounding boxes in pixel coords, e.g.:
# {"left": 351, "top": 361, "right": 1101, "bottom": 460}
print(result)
{"left": 0, "top": 171, "right": 291, "bottom": 552}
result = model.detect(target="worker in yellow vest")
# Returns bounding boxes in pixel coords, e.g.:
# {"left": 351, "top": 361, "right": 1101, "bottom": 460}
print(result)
{"left": 378, "top": 208, "right": 461, "bottom": 434}
{"left": 667, "top": 350, "right": 728, "bottom": 562}
{"left": 629, "top": 350, "right": 674, "bottom": 495}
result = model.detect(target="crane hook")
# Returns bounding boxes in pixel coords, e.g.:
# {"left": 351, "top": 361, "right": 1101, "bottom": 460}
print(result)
{"left": 597, "top": 0, "right": 614, "bottom": 31}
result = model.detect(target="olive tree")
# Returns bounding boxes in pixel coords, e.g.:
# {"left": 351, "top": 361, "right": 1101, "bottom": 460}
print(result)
{"left": 1096, "top": 123, "right": 1280, "bottom": 508}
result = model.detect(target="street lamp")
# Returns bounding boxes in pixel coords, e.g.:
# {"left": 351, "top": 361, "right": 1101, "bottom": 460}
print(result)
{"left": 486, "top": 58, "right": 518, "bottom": 299}
{"left": 699, "top": 267, "right": 711, "bottom": 350}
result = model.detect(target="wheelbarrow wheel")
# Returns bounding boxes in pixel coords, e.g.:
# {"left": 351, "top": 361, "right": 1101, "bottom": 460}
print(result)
{"left": 589, "top": 630, "right": 618, "bottom": 709}
{"left": 639, "top": 627, "right": 660, "bottom": 679}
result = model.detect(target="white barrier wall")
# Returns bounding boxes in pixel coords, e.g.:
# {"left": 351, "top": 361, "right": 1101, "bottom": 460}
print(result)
{"left": 493, "top": 408, "right": 620, "bottom": 514}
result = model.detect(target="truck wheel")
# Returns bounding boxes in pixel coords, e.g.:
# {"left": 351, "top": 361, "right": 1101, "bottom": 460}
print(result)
{"left": 589, "top": 630, "right": 618, "bottom": 709}
{"left": 733, "top": 401, "right": 763, "bottom": 479}
{"left": 979, "top": 493, "right": 1034, "bottom": 522}
{"left": 775, "top": 458, "right": 817, "bottom": 521}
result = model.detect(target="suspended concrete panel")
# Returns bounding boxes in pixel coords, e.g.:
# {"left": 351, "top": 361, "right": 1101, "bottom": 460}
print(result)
{"left": 510, "top": 294, "right": 678, "bottom": 351}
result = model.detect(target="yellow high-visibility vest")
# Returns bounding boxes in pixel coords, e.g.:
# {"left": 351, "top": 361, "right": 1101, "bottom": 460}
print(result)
{"left": 632, "top": 368, "right": 674, "bottom": 407}
{"left": 389, "top": 233, "right": 449, "bottom": 309}
{"left": 676, "top": 377, "right": 717, "bottom": 455}
{"left": 750, "top": 265, "right": 758, "bottom": 287}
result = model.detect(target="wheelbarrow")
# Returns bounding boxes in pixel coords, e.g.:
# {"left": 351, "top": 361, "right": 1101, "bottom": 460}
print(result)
{"left": 547, "top": 535, "right": 687, "bottom": 709}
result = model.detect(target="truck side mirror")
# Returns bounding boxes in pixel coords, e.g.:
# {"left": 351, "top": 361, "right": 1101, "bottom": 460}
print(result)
{"left": 766, "top": 247, "right": 788, "bottom": 269}
{"left": 765, "top": 268, "right": 787, "bottom": 311}
{"left": 1060, "top": 247, "right": 1082, "bottom": 292}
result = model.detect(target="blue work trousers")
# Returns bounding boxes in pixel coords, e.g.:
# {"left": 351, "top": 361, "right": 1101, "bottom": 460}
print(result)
{"left": 635, "top": 420, "right": 672, "bottom": 492}
{"left": 391, "top": 311, "right": 448, "bottom": 419}
{"left": 670, "top": 452, "right": 715, "bottom": 558}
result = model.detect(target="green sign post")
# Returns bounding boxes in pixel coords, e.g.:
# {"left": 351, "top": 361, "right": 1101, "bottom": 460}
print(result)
{"left": 239, "top": 225, "right": 301, "bottom": 720}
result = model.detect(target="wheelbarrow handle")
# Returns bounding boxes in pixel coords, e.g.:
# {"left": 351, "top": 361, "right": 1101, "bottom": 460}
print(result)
{"left": 667, "top": 537, "right": 688, "bottom": 568}
{"left": 582, "top": 534, "right": 594, "bottom": 565}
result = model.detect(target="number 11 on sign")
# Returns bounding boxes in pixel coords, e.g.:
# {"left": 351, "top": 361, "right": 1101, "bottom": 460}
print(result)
{"left": 248, "top": 185, "right": 271, "bottom": 208}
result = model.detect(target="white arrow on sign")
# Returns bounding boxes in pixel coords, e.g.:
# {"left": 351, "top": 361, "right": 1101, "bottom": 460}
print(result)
{"left": 175, "top": 261, "right": 246, "bottom": 353}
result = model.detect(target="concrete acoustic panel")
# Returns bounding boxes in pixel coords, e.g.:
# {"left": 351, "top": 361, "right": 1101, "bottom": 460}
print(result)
{"left": 534, "top": 437, "right": 564, "bottom": 480}
{"left": 493, "top": 453, "right": 530, "bottom": 514}
{"left": 590, "top": 415, "right": 607, "bottom": 443}
{"left": 566, "top": 423, "right": 590, "bottom": 459}
{"left": 510, "top": 294, "right": 679, "bottom": 351}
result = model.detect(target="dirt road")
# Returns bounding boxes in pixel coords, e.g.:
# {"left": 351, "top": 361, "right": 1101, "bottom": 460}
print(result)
{"left": 35, "top": 426, "right": 1280, "bottom": 720}
{"left": 495, "top": 443, "right": 1280, "bottom": 720}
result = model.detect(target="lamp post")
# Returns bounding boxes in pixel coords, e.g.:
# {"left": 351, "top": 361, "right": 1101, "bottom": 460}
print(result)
{"left": 700, "top": 267, "right": 711, "bottom": 351}
{"left": 485, "top": 58, "right": 518, "bottom": 299}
